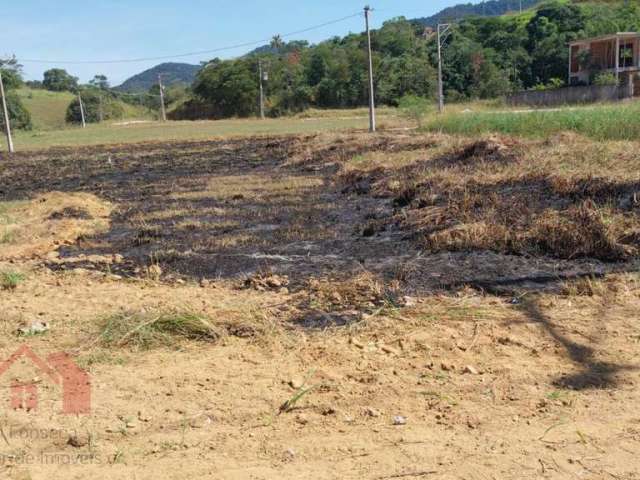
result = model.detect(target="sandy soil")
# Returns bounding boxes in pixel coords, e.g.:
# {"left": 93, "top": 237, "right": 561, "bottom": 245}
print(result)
{"left": 0, "top": 133, "right": 638, "bottom": 479}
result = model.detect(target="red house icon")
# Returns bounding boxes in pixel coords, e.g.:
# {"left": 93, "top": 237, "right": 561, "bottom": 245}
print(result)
{"left": 0, "top": 345, "right": 90, "bottom": 415}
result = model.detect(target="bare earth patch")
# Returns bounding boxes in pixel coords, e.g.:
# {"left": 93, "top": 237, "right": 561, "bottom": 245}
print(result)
{"left": 0, "top": 132, "right": 638, "bottom": 479}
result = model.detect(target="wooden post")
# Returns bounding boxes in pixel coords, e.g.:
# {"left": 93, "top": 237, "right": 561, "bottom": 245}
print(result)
{"left": 0, "top": 71, "right": 14, "bottom": 153}
{"left": 78, "top": 93, "right": 86, "bottom": 128}
{"left": 615, "top": 36, "right": 620, "bottom": 83}
{"left": 258, "top": 60, "right": 265, "bottom": 120}
{"left": 364, "top": 5, "right": 376, "bottom": 132}
{"left": 437, "top": 24, "right": 450, "bottom": 113}
{"left": 158, "top": 75, "right": 167, "bottom": 122}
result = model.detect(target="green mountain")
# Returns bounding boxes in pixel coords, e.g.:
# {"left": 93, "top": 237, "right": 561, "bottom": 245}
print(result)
{"left": 115, "top": 62, "right": 201, "bottom": 92}
{"left": 415, "top": 0, "right": 542, "bottom": 26}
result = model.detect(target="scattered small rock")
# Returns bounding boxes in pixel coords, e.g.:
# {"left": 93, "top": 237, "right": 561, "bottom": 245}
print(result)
{"left": 463, "top": 365, "right": 479, "bottom": 375}
{"left": 137, "top": 411, "right": 152, "bottom": 423}
{"left": 295, "top": 414, "right": 308, "bottom": 425}
{"left": 364, "top": 407, "right": 381, "bottom": 418}
{"left": 321, "top": 406, "right": 337, "bottom": 416}
{"left": 379, "top": 344, "right": 400, "bottom": 356}
{"left": 402, "top": 296, "right": 417, "bottom": 307}
{"left": 67, "top": 434, "right": 89, "bottom": 448}
{"left": 441, "top": 363, "right": 456, "bottom": 372}
{"left": 17, "top": 321, "right": 50, "bottom": 337}
{"left": 189, "top": 414, "right": 213, "bottom": 429}
{"left": 288, "top": 377, "right": 304, "bottom": 390}
{"left": 393, "top": 416, "right": 407, "bottom": 426}
{"left": 244, "top": 274, "right": 289, "bottom": 292}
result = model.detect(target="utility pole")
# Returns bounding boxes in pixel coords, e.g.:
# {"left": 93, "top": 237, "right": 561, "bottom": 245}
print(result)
{"left": 98, "top": 95, "right": 104, "bottom": 123}
{"left": 258, "top": 59, "right": 266, "bottom": 120}
{"left": 158, "top": 74, "right": 167, "bottom": 122}
{"left": 78, "top": 93, "right": 86, "bottom": 128}
{"left": 437, "top": 24, "right": 451, "bottom": 114}
{"left": 364, "top": 5, "right": 376, "bottom": 133}
{"left": 0, "top": 71, "right": 14, "bottom": 154}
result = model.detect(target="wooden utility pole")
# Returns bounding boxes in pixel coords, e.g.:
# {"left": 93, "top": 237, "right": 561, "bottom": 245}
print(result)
{"left": 364, "top": 5, "right": 376, "bottom": 133}
{"left": 0, "top": 71, "right": 14, "bottom": 153}
{"left": 158, "top": 74, "right": 167, "bottom": 121}
{"left": 98, "top": 95, "right": 104, "bottom": 123}
{"left": 437, "top": 24, "right": 451, "bottom": 114}
{"left": 78, "top": 93, "right": 86, "bottom": 128}
{"left": 258, "top": 59, "right": 266, "bottom": 120}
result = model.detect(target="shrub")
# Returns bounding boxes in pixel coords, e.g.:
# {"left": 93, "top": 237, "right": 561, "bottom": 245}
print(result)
{"left": 531, "top": 78, "right": 565, "bottom": 91}
{"left": 0, "top": 92, "right": 32, "bottom": 131}
{"left": 398, "top": 95, "right": 432, "bottom": 128}
{"left": 66, "top": 91, "right": 124, "bottom": 124}
{"left": 592, "top": 72, "right": 618, "bottom": 86}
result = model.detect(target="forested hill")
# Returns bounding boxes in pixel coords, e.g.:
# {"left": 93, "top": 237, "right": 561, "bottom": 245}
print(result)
{"left": 168, "top": 0, "right": 640, "bottom": 120}
{"left": 115, "top": 63, "right": 201, "bottom": 92}
{"left": 415, "top": 0, "right": 542, "bottom": 26}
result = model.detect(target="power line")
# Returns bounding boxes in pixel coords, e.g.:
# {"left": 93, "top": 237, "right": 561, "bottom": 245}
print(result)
{"left": 18, "top": 12, "right": 363, "bottom": 65}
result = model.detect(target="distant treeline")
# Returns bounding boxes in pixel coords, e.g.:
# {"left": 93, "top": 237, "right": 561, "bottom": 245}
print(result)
{"left": 168, "top": 0, "right": 640, "bottom": 119}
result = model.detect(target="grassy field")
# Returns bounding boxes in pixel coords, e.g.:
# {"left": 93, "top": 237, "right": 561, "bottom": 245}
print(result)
{"left": 427, "top": 101, "right": 640, "bottom": 140}
{"left": 16, "top": 88, "right": 75, "bottom": 130}
{"left": 14, "top": 87, "right": 154, "bottom": 132}
{"left": 4, "top": 110, "right": 403, "bottom": 151}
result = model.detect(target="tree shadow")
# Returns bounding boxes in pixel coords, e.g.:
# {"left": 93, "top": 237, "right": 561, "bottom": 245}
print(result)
{"left": 516, "top": 296, "right": 637, "bottom": 390}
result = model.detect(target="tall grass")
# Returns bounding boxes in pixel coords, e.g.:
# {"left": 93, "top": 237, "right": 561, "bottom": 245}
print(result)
{"left": 426, "top": 102, "right": 640, "bottom": 141}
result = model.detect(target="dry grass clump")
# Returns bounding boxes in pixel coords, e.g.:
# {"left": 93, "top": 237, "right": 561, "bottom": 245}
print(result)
{"left": 339, "top": 137, "right": 640, "bottom": 262}
{"left": 530, "top": 203, "right": 632, "bottom": 260}
{"left": 98, "top": 310, "right": 221, "bottom": 350}
{"left": 302, "top": 272, "right": 400, "bottom": 313}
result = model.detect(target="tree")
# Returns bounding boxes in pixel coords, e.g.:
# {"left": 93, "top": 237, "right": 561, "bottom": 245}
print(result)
{"left": 525, "top": 3, "right": 586, "bottom": 86}
{"left": 193, "top": 59, "right": 258, "bottom": 118}
{"left": 0, "top": 56, "right": 24, "bottom": 90}
{"left": 43, "top": 69, "right": 79, "bottom": 92}
{"left": 0, "top": 92, "right": 32, "bottom": 131}
{"left": 66, "top": 90, "right": 124, "bottom": 124}
{"left": 89, "top": 74, "right": 110, "bottom": 90}
{"left": 270, "top": 35, "right": 285, "bottom": 53}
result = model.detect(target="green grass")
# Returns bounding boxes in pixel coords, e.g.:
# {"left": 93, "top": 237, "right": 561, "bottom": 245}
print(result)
{"left": 426, "top": 102, "right": 640, "bottom": 141}
{"left": 0, "top": 271, "right": 26, "bottom": 290}
{"left": 14, "top": 87, "right": 153, "bottom": 133}
{"left": 8, "top": 112, "right": 399, "bottom": 151}
{"left": 16, "top": 88, "right": 75, "bottom": 130}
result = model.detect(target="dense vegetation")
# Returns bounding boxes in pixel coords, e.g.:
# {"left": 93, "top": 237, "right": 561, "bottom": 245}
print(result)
{"left": 66, "top": 90, "right": 126, "bottom": 124}
{"left": 0, "top": 57, "right": 32, "bottom": 130}
{"left": 415, "top": 0, "right": 541, "bottom": 26}
{"left": 169, "top": 0, "right": 640, "bottom": 120}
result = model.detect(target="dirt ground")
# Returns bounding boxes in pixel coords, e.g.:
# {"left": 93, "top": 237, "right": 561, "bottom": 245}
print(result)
{"left": 0, "top": 133, "right": 639, "bottom": 479}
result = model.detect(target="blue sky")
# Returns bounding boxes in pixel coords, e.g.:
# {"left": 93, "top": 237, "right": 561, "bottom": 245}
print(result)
{"left": 2, "top": 1, "right": 465, "bottom": 86}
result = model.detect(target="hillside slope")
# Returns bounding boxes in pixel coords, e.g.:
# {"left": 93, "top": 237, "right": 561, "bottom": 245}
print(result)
{"left": 16, "top": 88, "right": 75, "bottom": 130}
{"left": 15, "top": 88, "right": 153, "bottom": 130}
{"left": 115, "top": 63, "right": 201, "bottom": 92}
{"left": 415, "top": 0, "right": 542, "bottom": 26}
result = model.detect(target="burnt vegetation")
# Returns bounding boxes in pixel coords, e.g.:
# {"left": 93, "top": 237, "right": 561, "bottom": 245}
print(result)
{"left": 1, "top": 133, "right": 639, "bottom": 298}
